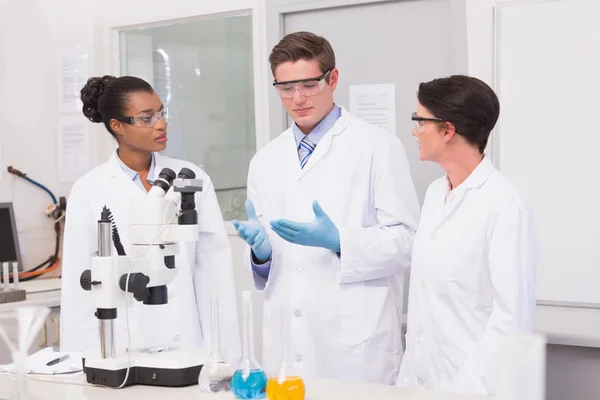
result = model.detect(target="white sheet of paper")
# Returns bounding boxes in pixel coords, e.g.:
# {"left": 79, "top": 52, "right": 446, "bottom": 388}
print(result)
{"left": 349, "top": 84, "right": 396, "bottom": 133}
{"left": 0, "top": 134, "right": 2, "bottom": 181}
{"left": 58, "top": 115, "right": 91, "bottom": 183}
{"left": 58, "top": 47, "right": 88, "bottom": 114}
{"left": 0, "top": 347, "right": 83, "bottom": 375}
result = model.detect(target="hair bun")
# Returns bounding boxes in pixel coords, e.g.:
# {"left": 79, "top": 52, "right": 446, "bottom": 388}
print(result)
{"left": 80, "top": 75, "right": 116, "bottom": 123}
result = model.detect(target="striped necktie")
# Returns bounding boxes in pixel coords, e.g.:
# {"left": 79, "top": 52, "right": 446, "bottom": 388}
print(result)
{"left": 298, "top": 136, "right": 317, "bottom": 169}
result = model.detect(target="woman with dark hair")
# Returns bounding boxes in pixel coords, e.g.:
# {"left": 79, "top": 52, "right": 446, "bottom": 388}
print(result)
{"left": 59, "top": 76, "right": 240, "bottom": 364}
{"left": 398, "top": 75, "right": 538, "bottom": 395}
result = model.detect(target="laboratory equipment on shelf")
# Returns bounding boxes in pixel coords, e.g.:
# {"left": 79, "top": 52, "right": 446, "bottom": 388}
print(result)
{"left": 0, "top": 261, "right": 25, "bottom": 304}
{"left": 198, "top": 296, "right": 235, "bottom": 393}
{"left": 232, "top": 291, "right": 267, "bottom": 399}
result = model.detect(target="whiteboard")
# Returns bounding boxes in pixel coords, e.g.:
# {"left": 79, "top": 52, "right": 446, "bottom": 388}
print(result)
{"left": 494, "top": 0, "right": 600, "bottom": 306}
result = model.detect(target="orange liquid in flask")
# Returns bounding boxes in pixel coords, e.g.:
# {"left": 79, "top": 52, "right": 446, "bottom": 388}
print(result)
{"left": 266, "top": 376, "right": 306, "bottom": 400}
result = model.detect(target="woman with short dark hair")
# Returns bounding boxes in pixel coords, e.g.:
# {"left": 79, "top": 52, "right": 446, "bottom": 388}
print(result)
{"left": 398, "top": 75, "right": 538, "bottom": 395}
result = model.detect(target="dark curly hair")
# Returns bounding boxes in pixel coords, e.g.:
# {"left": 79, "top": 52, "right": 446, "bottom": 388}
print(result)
{"left": 80, "top": 75, "right": 154, "bottom": 137}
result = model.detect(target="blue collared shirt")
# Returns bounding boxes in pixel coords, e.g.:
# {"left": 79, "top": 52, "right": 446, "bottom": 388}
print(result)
{"left": 292, "top": 104, "right": 342, "bottom": 159}
{"left": 252, "top": 104, "right": 342, "bottom": 278}
{"left": 116, "top": 151, "right": 156, "bottom": 193}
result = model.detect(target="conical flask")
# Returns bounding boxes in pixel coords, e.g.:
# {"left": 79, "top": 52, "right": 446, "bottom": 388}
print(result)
{"left": 198, "top": 296, "right": 235, "bottom": 393}
{"left": 231, "top": 291, "right": 267, "bottom": 399}
{"left": 266, "top": 307, "right": 305, "bottom": 400}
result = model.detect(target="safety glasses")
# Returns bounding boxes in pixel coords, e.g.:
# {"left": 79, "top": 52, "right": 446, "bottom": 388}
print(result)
{"left": 411, "top": 112, "right": 446, "bottom": 133}
{"left": 273, "top": 70, "right": 331, "bottom": 99}
{"left": 116, "top": 108, "right": 169, "bottom": 128}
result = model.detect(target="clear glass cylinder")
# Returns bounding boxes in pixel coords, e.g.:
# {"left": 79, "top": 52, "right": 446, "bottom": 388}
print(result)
{"left": 198, "top": 296, "right": 235, "bottom": 393}
{"left": 231, "top": 291, "right": 267, "bottom": 399}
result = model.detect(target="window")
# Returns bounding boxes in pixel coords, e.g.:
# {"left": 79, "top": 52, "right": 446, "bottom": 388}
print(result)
{"left": 120, "top": 14, "right": 255, "bottom": 220}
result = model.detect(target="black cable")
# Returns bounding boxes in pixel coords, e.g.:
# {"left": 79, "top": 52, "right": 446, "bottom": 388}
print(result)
{"left": 11, "top": 221, "right": 62, "bottom": 283}
{"left": 26, "top": 223, "right": 60, "bottom": 273}
{"left": 106, "top": 208, "right": 126, "bottom": 256}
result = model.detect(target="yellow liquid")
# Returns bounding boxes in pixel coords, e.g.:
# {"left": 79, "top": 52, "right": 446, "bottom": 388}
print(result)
{"left": 266, "top": 376, "right": 306, "bottom": 400}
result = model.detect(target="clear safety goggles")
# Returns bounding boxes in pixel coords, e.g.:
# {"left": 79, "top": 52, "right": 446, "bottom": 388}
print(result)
{"left": 411, "top": 112, "right": 445, "bottom": 134}
{"left": 117, "top": 108, "right": 169, "bottom": 128}
{"left": 273, "top": 70, "right": 331, "bottom": 99}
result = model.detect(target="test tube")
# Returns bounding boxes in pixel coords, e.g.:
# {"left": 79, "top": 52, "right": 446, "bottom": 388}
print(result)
{"left": 2, "top": 262, "right": 9, "bottom": 291}
{"left": 12, "top": 262, "right": 19, "bottom": 290}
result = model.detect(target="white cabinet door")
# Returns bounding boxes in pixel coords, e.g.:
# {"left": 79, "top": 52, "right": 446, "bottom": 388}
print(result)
{"left": 45, "top": 307, "right": 61, "bottom": 352}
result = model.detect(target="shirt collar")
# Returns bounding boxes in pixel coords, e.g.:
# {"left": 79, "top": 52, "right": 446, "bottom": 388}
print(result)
{"left": 292, "top": 103, "right": 342, "bottom": 148}
{"left": 116, "top": 150, "right": 156, "bottom": 183}
{"left": 442, "top": 156, "right": 493, "bottom": 198}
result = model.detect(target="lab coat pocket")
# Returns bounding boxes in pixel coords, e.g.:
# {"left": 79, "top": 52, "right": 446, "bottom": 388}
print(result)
{"left": 339, "top": 282, "right": 368, "bottom": 347}
{"left": 339, "top": 282, "right": 391, "bottom": 349}
{"left": 437, "top": 344, "right": 468, "bottom": 391}
{"left": 438, "top": 238, "right": 485, "bottom": 301}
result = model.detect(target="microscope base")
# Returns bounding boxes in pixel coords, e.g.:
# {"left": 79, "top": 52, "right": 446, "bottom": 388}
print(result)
{"left": 83, "top": 347, "right": 209, "bottom": 388}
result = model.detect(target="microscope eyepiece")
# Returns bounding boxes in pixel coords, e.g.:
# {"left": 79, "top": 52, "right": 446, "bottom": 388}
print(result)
{"left": 177, "top": 168, "right": 196, "bottom": 180}
{"left": 158, "top": 168, "right": 177, "bottom": 182}
{"left": 149, "top": 168, "right": 176, "bottom": 197}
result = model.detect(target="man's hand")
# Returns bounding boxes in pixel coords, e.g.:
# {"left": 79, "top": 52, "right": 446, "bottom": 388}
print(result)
{"left": 270, "top": 201, "right": 340, "bottom": 252}
{"left": 232, "top": 200, "right": 272, "bottom": 261}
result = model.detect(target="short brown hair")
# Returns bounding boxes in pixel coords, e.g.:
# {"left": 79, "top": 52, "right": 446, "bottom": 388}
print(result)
{"left": 269, "top": 31, "right": 335, "bottom": 81}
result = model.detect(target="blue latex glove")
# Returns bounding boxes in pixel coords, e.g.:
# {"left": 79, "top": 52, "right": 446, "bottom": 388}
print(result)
{"left": 269, "top": 201, "right": 340, "bottom": 252}
{"left": 232, "top": 200, "right": 272, "bottom": 262}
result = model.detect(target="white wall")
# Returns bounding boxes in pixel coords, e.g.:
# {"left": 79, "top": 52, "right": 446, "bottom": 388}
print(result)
{"left": 0, "top": 0, "right": 98, "bottom": 273}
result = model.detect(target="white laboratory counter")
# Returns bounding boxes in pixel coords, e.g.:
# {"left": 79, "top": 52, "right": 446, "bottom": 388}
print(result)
{"left": 0, "top": 279, "right": 61, "bottom": 312}
{"left": 534, "top": 305, "right": 600, "bottom": 348}
{"left": 0, "top": 375, "right": 487, "bottom": 400}
{"left": 399, "top": 305, "right": 600, "bottom": 349}
{"left": 2, "top": 282, "right": 600, "bottom": 349}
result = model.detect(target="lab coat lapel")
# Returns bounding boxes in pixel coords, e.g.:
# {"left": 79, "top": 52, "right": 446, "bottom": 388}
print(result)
{"left": 153, "top": 152, "right": 168, "bottom": 181}
{"left": 297, "top": 107, "right": 351, "bottom": 180}
{"left": 106, "top": 152, "right": 146, "bottom": 198}
{"left": 429, "top": 186, "right": 448, "bottom": 232}
{"left": 280, "top": 129, "right": 303, "bottom": 181}
{"left": 432, "top": 158, "right": 494, "bottom": 231}
{"left": 433, "top": 191, "right": 465, "bottom": 231}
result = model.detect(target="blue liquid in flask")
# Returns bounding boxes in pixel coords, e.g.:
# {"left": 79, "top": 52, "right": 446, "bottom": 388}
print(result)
{"left": 232, "top": 369, "right": 268, "bottom": 399}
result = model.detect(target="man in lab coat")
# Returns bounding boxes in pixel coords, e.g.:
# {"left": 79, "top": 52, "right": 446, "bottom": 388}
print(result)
{"left": 232, "top": 31, "right": 420, "bottom": 384}
{"left": 398, "top": 75, "right": 538, "bottom": 395}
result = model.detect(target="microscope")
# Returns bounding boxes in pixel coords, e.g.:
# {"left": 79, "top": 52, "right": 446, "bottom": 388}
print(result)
{"left": 79, "top": 167, "right": 209, "bottom": 388}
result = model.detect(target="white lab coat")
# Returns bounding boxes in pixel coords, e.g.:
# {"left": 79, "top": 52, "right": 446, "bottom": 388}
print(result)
{"left": 398, "top": 158, "right": 538, "bottom": 395}
{"left": 59, "top": 152, "right": 241, "bottom": 364}
{"left": 246, "top": 107, "right": 420, "bottom": 384}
